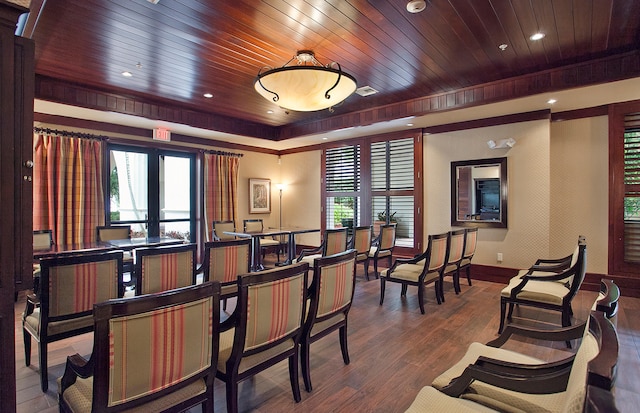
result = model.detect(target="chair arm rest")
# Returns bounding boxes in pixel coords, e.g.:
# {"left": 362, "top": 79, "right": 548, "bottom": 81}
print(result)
{"left": 219, "top": 310, "right": 238, "bottom": 332}
{"left": 533, "top": 254, "right": 572, "bottom": 266}
{"left": 59, "top": 353, "right": 92, "bottom": 394}
{"left": 386, "top": 252, "right": 427, "bottom": 273}
{"left": 474, "top": 354, "right": 575, "bottom": 377}
{"left": 440, "top": 362, "right": 571, "bottom": 397}
{"left": 23, "top": 294, "right": 40, "bottom": 319}
{"left": 296, "top": 244, "right": 323, "bottom": 261}
{"left": 487, "top": 320, "right": 587, "bottom": 347}
{"left": 528, "top": 262, "right": 569, "bottom": 273}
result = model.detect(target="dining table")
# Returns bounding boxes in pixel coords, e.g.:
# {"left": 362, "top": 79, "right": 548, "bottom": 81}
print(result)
{"left": 224, "top": 227, "right": 320, "bottom": 271}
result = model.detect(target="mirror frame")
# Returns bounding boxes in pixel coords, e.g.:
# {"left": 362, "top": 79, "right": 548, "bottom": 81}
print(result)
{"left": 451, "top": 157, "right": 508, "bottom": 229}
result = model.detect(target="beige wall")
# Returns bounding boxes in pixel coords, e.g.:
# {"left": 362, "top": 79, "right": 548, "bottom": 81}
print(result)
{"left": 550, "top": 116, "right": 609, "bottom": 274}
{"left": 425, "top": 120, "right": 552, "bottom": 269}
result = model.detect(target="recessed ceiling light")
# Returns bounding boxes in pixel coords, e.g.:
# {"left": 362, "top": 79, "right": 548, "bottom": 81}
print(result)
{"left": 203, "top": 93, "right": 213, "bottom": 98}
{"left": 530, "top": 32, "right": 545, "bottom": 41}
{"left": 121, "top": 71, "right": 133, "bottom": 77}
{"left": 498, "top": 44, "right": 508, "bottom": 51}
{"left": 407, "top": 123, "right": 414, "bottom": 127}
{"left": 547, "top": 98, "right": 557, "bottom": 104}
{"left": 267, "top": 110, "right": 274, "bottom": 114}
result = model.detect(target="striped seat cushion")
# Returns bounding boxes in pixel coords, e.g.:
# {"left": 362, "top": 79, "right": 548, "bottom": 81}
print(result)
{"left": 217, "top": 329, "right": 295, "bottom": 375}
{"left": 59, "top": 375, "right": 207, "bottom": 413}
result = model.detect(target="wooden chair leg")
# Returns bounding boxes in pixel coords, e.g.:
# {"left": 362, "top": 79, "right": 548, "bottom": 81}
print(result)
{"left": 434, "top": 281, "right": 442, "bottom": 305}
{"left": 301, "top": 338, "right": 312, "bottom": 392}
{"left": 38, "top": 341, "right": 48, "bottom": 392}
{"left": 364, "top": 260, "right": 370, "bottom": 281}
{"left": 23, "top": 329, "right": 31, "bottom": 366}
{"left": 453, "top": 269, "right": 461, "bottom": 294}
{"left": 418, "top": 283, "right": 426, "bottom": 314}
{"left": 226, "top": 377, "right": 239, "bottom": 413}
{"left": 401, "top": 283, "right": 408, "bottom": 296}
{"left": 289, "top": 353, "right": 302, "bottom": 403}
{"left": 379, "top": 277, "right": 386, "bottom": 305}
{"left": 339, "top": 325, "right": 350, "bottom": 365}
{"left": 466, "top": 266, "right": 472, "bottom": 286}
{"left": 498, "top": 299, "right": 507, "bottom": 334}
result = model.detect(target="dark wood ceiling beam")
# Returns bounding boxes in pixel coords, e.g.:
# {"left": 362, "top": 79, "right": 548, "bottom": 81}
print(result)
{"left": 35, "top": 51, "right": 640, "bottom": 141}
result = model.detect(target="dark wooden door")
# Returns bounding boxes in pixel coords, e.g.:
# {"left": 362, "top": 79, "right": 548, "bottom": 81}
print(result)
{"left": 0, "top": 3, "right": 34, "bottom": 411}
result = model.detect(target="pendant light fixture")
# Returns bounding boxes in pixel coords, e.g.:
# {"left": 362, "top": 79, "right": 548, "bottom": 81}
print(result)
{"left": 254, "top": 50, "right": 357, "bottom": 112}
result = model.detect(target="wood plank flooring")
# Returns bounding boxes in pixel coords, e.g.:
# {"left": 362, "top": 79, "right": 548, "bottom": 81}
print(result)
{"left": 14, "top": 257, "right": 640, "bottom": 412}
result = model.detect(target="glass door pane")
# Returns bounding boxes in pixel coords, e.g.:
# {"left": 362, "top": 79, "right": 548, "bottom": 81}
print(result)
{"left": 160, "top": 155, "right": 192, "bottom": 241}
{"left": 109, "top": 150, "right": 149, "bottom": 237}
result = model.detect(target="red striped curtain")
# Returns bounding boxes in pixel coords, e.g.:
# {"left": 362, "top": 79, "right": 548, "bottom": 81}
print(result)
{"left": 33, "top": 132, "right": 106, "bottom": 245}
{"left": 203, "top": 154, "right": 240, "bottom": 241}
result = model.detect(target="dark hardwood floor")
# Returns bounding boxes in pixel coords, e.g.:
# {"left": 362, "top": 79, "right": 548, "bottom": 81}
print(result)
{"left": 14, "top": 255, "right": 640, "bottom": 412}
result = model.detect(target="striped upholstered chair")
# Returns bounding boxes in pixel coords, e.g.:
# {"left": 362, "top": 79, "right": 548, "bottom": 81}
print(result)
{"left": 203, "top": 238, "right": 251, "bottom": 310}
{"left": 301, "top": 249, "right": 357, "bottom": 392}
{"left": 22, "top": 250, "right": 123, "bottom": 392}
{"left": 365, "top": 223, "right": 397, "bottom": 279}
{"left": 458, "top": 226, "right": 478, "bottom": 287}
{"left": 441, "top": 228, "right": 467, "bottom": 297}
{"left": 348, "top": 225, "right": 373, "bottom": 280}
{"left": 58, "top": 281, "right": 221, "bottom": 413}
{"left": 216, "top": 262, "right": 309, "bottom": 413}
{"left": 380, "top": 232, "right": 449, "bottom": 314}
{"left": 296, "top": 227, "right": 349, "bottom": 268}
{"left": 134, "top": 243, "right": 196, "bottom": 295}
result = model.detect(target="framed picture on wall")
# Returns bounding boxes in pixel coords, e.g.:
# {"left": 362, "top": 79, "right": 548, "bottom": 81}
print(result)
{"left": 249, "top": 178, "right": 271, "bottom": 213}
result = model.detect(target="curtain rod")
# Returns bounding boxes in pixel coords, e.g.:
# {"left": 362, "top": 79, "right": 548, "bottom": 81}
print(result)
{"left": 203, "top": 149, "right": 244, "bottom": 158}
{"left": 34, "top": 127, "right": 109, "bottom": 141}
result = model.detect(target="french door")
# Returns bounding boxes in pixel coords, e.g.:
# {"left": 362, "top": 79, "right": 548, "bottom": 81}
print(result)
{"left": 107, "top": 145, "right": 195, "bottom": 241}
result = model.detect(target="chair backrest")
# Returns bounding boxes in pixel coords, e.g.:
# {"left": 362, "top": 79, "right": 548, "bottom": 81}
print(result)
{"left": 212, "top": 220, "right": 236, "bottom": 241}
{"left": 307, "top": 250, "right": 357, "bottom": 324}
{"left": 565, "top": 240, "right": 587, "bottom": 300}
{"left": 426, "top": 232, "right": 450, "bottom": 272}
{"left": 378, "top": 224, "right": 397, "bottom": 252}
{"left": 351, "top": 226, "right": 372, "bottom": 261}
{"left": 96, "top": 225, "right": 131, "bottom": 242}
{"left": 39, "top": 251, "right": 123, "bottom": 324}
{"left": 561, "top": 311, "right": 618, "bottom": 412}
{"left": 83, "top": 281, "right": 221, "bottom": 411}
{"left": 462, "top": 227, "right": 478, "bottom": 260}
{"left": 33, "top": 229, "right": 53, "bottom": 249}
{"left": 203, "top": 239, "right": 251, "bottom": 285}
{"left": 447, "top": 229, "right": 466, "bottom": 265}
{"left": 232, "top": 262, "right": 308, "bottom": 355}
{"left": 243, "top": 219, "right": 264, "bottom": 232}
{"left": 323, "top": 228, "right": 349, "bottom": 256}
{"left": 134, "top": 243, "right": 197, "bottom": 295}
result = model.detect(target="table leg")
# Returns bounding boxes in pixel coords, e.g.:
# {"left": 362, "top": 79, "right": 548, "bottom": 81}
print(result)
{"left": 251, "top": 237, "right": 265, "bottom": 271}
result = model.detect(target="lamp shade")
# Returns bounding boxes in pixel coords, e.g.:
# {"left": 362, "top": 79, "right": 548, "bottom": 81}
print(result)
{"left": 254, "top": 51, "right": 357, "bottom": 112}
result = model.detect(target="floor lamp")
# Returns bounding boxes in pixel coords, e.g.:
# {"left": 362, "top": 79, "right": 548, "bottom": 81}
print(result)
{"left": 277, "top": 183, "right": 284, "bottom": 229}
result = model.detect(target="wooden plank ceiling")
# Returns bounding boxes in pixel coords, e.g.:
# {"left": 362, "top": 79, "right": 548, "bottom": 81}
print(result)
{"left": 25, "top": 0, "right": 640, "bottom": 140}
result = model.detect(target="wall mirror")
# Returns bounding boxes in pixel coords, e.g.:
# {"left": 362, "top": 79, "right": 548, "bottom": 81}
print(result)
{"left": 451, "top": 157, "right": 508, "bottom": 228}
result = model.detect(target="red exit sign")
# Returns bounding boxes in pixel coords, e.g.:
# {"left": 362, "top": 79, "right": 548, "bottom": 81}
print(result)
{"left": 153, "top": 128, "right": 171, "bottom": 141}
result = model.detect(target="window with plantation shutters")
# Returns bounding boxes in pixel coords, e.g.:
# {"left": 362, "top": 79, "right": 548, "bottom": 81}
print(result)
{"left": 322, "top": 133, "right": 421, "bottom": 255}
{"left": 325, "top": 145, "right": 361, "bottom": 232}
{"left": 623, "top": 113, "right": 640, "bottom": 262}
{"left": 371, "top": 138, "right": 415, "bottom": 247}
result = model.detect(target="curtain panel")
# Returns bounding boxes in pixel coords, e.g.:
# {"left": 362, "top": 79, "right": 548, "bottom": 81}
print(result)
{"left": 33, "top": 133, "right": 106, "bottom": 245}
{"left": 203, "top": 154, "right": 239, "bottom": 241}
